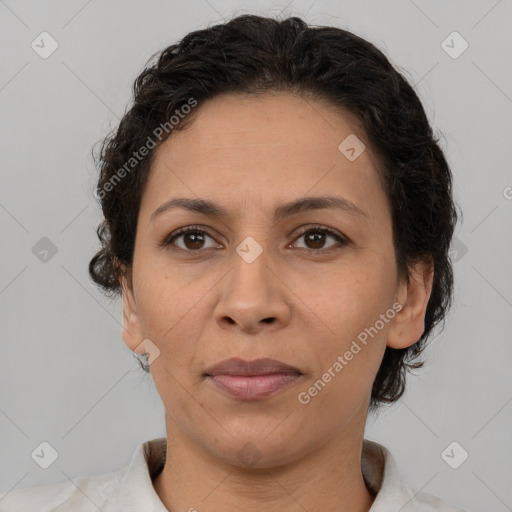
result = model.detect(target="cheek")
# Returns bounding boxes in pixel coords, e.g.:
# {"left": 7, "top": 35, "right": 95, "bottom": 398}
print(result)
{"left": 298, "top": 287, "right": 392, "bottom": 416}
{"left": 300, "top": 259, "right": 396, "bottom": 338}
{"left": 296, "top": 257, "right": 395, "bottom": 390}
{"left": 133, "top": 259, "right": 217, "bottom": 377}
{"left": 133, "top": 252, "right": 192, "bottom": 334}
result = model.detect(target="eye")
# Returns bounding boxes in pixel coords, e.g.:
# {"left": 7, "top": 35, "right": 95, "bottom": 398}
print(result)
{"left": 290, "top": 225, "right": 349, "bottom": 253}
{"left": 162, "top": 224, "right": 349, "bottom": 254}
{"left": 163, "top": 226, "right": 221, "bottom": 252}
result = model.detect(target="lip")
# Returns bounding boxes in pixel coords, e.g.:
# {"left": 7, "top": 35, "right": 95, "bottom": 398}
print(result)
{"left": 204, "top": 357, "right": 302, "bottom": 377}
{"left": 204, "top": 358, "right": 303, "bottom": 400}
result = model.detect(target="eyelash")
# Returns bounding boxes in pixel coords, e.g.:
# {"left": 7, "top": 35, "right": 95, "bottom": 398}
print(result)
{"left": 161, "top": 224, "right": 349, "bottom": 254}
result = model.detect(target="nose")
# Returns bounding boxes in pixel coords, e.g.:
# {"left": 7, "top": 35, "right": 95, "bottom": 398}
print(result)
{"left": 214, "top": 249, "right": 292, "bottom": 334}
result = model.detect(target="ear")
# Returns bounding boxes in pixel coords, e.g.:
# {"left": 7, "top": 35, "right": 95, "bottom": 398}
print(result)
{"left": 120, "top": 267, "right": 146, "bottom": 356}
{"left": 386, "top": 259, "right": 434, "bottom": 349}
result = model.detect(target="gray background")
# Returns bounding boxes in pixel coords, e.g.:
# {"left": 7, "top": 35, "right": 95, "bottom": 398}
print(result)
{"left": 1, "top": 1, "right": 511, "bottom": 510}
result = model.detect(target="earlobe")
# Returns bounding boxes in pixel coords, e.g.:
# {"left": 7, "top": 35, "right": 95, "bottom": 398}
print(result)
{"left": 386, "top": 260, "right": 434, "bottom": 350}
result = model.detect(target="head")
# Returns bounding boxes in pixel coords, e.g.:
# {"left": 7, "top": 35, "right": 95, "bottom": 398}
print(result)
{"left": 89, "top": 15, "right": 458, "bottom": 465}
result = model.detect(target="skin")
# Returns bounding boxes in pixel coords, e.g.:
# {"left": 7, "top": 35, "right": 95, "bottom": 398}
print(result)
{"left": 120, "top": 91, "right": 433, "bottom": 512}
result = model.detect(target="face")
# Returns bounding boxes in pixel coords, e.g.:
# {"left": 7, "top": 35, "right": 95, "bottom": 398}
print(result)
{"left": 121, "top": 91, "right": 432, "bottom": 468}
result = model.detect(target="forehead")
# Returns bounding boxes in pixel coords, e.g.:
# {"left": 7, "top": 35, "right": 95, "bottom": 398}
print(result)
{"left": 140, "top": 92, "right": 389, "bottom": 227}
{"left": 160, "top": 91, "right": 370, "bottom": 163}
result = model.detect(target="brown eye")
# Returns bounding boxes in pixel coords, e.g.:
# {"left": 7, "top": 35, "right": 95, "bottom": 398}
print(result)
{"left": 304, "top": 231, "right": 327, "bottom": 249}
{"left": 292, "top": 226, "right": 348, "bottom": 253}
{"left": 165, "top": 227, "right": 220, "bottom": 251}
{"left": 163, "top": 225, "right": 348, "bottom": 254}
{"left": 181, "top": 231, "right": 207, "bottom": 250}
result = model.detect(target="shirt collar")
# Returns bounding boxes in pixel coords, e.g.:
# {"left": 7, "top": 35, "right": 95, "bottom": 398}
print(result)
{"left": 110, "top": 437, "right": 168, "bottom": 511}
{"left": 362, "top": 439, "right": 413, "bottom": 510}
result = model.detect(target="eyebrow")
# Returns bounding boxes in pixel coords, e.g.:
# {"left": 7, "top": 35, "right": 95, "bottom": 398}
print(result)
{"left": 150, "top": 195, "right": 368, "bottom": 223}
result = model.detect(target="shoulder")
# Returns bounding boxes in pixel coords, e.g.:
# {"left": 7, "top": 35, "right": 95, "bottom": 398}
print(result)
{"left": 0, "top": 438, "right": 167, "bottom": 512}
{"left": 362, "top": 439, "right": 471, "bottom": 512}
{"left": 0, "top": 469, "right": 125, "bottom": 512}
{"left": 396, "top": 479, "right": 470, "bottom": 512}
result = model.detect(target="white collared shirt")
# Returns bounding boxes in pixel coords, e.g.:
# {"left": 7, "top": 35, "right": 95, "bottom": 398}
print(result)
{"left": 0, "top": 438, "right": 469, "bottom": 511}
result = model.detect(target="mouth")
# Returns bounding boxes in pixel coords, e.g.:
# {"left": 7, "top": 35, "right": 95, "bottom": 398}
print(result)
{"left": 203, "top": 357, "right": 303, "bottom": 400}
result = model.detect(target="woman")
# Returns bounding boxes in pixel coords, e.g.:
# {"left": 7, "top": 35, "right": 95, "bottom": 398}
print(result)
{"left": 0, "top": 14, "right": 468, "bottom": 511}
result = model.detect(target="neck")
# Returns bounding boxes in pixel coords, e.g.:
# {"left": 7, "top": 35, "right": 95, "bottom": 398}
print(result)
{"left": 153, "top": 413, "right": 376, "bottom": 512}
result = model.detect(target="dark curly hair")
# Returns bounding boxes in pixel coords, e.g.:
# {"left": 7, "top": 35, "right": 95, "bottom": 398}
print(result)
{"left": 88, "top": 14, "right": 459, "bottom": 413}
